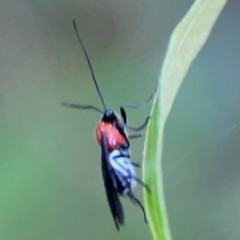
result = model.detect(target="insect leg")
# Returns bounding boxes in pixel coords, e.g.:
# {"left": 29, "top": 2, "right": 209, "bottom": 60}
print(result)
{"left": 112, "top": 153, "right": 149, "bottom": 187}
{"left": 127, "top": 192, "right": 148, "bottom": 223}
{"left": 112, "top": 148, "right": 140, "bottom": 167}
{"left": 120, "top": 107, "right": 127, "bottom": 124}
{"left": 126, "top": 116, "right": 150, "bottom": 132}
{"left": 130, "top": 176, "right": 151, "bottom": 193}
{"left": 61, "top": 102, "right": 103, "bottom": 114}
{"left": 121, "top": 87, "right": 157, "bottom": 110}
{"left": 129, "top": 134, "right": 142, "bottom": 140}
{"left": 131, "top": 162, "right": 141, "bottom": 167}
{"left": 119, "top": 88, "right": 157, "bottom": 125}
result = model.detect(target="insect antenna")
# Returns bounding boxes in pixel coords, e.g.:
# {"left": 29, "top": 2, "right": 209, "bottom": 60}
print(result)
{"left": 72, "top": 19, "right": 107, "bottom": 111}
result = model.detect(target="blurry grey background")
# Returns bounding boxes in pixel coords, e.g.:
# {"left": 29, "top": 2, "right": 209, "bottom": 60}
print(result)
{"left": 0, "top": 0, "right": 240, "bottom": 239}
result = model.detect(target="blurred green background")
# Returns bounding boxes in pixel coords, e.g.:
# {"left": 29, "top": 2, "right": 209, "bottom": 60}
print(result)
{"left": 0, "top": 0, "right": 240, "bottom": 239}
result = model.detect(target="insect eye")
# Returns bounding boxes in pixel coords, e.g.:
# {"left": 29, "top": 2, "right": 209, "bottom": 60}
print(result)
{"left": 106, "top": 110, "right": 113, "bottom": 116}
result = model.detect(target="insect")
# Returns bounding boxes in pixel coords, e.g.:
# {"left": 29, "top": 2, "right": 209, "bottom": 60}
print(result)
{"left": 62, "top": 19, "right": 154, "bottom": 230}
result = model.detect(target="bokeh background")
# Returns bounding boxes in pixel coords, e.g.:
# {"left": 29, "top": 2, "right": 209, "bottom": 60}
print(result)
{"left": 0, "top": 0, "right": 240, "bottom": 239}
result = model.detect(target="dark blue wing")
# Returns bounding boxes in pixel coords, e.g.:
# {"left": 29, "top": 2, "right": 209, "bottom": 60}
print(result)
{"left": 101, "top": 132, "right": 124, "bottom": 230}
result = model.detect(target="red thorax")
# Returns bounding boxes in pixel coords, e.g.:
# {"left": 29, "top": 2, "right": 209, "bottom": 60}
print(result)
{"left": 96, "top": 122, "right": 126, "bottom": 151}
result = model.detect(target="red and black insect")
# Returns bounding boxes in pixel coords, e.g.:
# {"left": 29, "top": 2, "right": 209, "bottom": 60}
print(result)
{"left": 62, "top": 20, "right": 154, "bottom": 230}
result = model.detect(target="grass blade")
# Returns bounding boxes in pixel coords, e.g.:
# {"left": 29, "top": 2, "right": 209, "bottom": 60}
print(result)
{"left": 142, "top": 1, "right": 228, "bottom": 240}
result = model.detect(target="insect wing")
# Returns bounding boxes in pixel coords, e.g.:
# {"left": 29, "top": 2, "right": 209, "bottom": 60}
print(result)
{"left": 101, "top": 132, "right": 124, "bottom": 230}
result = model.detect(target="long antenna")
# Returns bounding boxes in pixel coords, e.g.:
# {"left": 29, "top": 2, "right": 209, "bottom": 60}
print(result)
{"left": 73, "top": 19, "right": 107, "bottom": 111}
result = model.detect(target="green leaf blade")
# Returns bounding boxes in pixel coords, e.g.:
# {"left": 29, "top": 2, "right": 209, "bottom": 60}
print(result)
{"left": 142, "top": 1, "right": 228, "bottom": 240}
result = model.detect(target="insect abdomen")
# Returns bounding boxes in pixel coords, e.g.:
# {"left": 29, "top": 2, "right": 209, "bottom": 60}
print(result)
{"left": 109, "top": 149, "right": 137, "bottom": 196}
